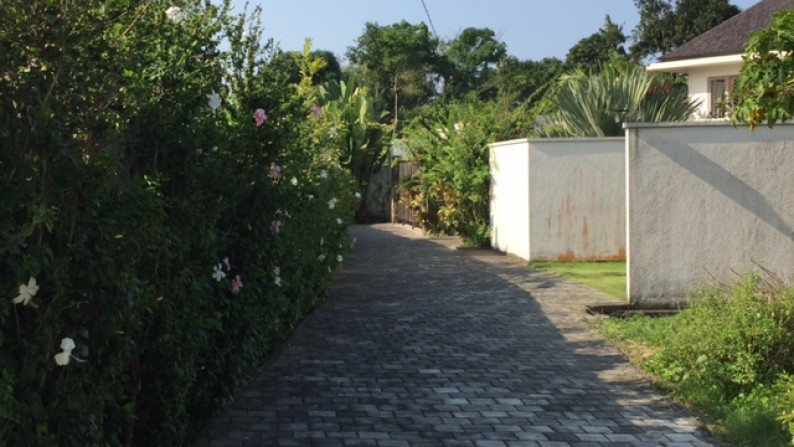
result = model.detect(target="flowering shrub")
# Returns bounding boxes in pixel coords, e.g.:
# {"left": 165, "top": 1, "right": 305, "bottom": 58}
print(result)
{"left": 0, "top": 1, "right": 355, "bottom": 446}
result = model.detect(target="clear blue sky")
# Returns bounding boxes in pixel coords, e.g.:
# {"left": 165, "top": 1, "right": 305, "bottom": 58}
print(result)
{"left": 232, "top": 0, "right": 760, "bottom": 63}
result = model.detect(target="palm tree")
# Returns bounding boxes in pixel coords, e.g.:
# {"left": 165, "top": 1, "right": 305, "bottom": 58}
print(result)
{"left": 552, "top": 61, "right": 699, "bottom": 137}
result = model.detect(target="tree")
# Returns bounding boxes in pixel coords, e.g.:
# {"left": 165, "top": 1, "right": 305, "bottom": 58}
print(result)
{"left": 347, "top": 21, "right": 440, "bottom": 125}
{"left": 441, "top": 27, "right": 507, "bottom": 99}
{"left": 733, "top": 9, "right": 794, "bottom": 129}
{"left": 268, "top": 49, "right": 341, "bottom": 86}
{"left": 565, "top": 15, "right": 628, "bottom": 72}
{"left": 631, "top": 0, "right": 740, "bottom": 60}
{"left": 489, "top": 56, "right": 563, "bottom": 105}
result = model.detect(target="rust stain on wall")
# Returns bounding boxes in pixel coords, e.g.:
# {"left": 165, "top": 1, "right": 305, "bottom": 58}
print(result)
{"left": 536, "top": 248, "right": 626, "bottom": 262}
{"left": 555, "top": 250, "right": 577, "bottom": 262}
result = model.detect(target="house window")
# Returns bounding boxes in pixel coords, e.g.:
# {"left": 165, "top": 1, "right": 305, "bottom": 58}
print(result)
{"left": 709, "top": 76, "right": 738, "bottom": 118}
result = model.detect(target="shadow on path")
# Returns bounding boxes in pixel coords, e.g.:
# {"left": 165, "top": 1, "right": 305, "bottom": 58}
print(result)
{"left": 195, "top": 224, "right": 716, "bottom": 447}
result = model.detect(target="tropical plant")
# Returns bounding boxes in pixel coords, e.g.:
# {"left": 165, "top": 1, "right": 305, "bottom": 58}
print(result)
{"left": 550, "top": 60, "right": 699, "bottom": 137}
{"left": 401, "top": 98, "right": 533, "bottom": 247}
{"left": 318, "top": 76, "right": 393, "bottom": 221}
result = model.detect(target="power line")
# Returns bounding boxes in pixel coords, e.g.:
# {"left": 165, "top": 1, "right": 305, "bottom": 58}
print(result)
{"left": 420, "top": 0, "right": 438, "bottom": 36}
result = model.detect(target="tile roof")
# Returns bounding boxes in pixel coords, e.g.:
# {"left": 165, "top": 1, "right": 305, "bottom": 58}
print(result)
{"left": 660, "top": 0, "right": 794, "bottom": 61}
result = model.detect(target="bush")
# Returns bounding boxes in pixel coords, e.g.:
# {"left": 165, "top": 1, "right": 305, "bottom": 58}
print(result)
{"left": 642, "top": 275, "right": 794, "bottom": 445}
{"left": 0, "top": 1, "right": 355, "bottom": 446}
{"left": 400, "top": 98, "right": 532, "bottom": 247}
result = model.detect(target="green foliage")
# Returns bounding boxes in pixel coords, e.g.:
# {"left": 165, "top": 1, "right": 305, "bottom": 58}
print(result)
{"left": 733, "top": 9, "right": 794, "bottom": 129}
{"left": 0, "top": 1, "right": 355, "bottom": 446}
{"left": 565, "top": 15, "right": 628, "bottom": 72}
{"left": 347, "top": 21, "right": 440, "bottom": 121}
{"left": 550, "top": 60, "right": 699, "bottom": 137}
{"left": 630, "top": 0, "right": 740, "bottom": 60}
{"left": 488, "top": 56, "right": 563, "bottom": 106}
{"left": 598, "top": 314, "right": 676, "bottom": 348}
{"left": 634, "top": 276, "right": 794, "bottom": 445}
{"left": 317, "top": 76, "right": 393, "bottom": 221}
{"left": 268, "top": 48, "right": 342, "bottom": 86}
{"left": 400, "top": 99, "right": 533, "bottom": 247}
{"left": 441, "top": 27, "right": 507, "bottom": 100}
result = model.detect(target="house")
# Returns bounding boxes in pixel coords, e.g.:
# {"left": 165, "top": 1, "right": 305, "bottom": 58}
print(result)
{"left": 647, "top": 0, "right": 794, "bottom": 119}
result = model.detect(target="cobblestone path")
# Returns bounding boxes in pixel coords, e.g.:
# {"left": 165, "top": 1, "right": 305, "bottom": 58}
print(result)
{"left": 195, "top": 224, "right": 715, "bottom": 447}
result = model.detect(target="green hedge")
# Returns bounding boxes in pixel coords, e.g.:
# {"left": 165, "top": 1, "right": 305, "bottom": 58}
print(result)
{"left": 0, "top": 1, "right": 355, "bottom": 445}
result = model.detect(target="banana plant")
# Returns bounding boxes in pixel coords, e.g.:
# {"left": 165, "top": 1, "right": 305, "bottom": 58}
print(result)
{"left": 319, "top": 76, "right": 393, "bottom": 220}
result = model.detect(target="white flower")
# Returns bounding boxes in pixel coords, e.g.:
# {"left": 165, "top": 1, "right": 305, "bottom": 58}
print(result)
{"left": 290, "top": 177, "right": 298, "bottom": 186}
{"left": 212, "top": 264, "right": 226, "bottom": 282}
{"left": 336, "top": 218, "right": 343, "bottom": 225}
{"left": 165, "top": 6, "right": 187, "bottom": 24}
{"left": 327, "top": 198, "right": 337, "bottom": 210}
{"left": 207, "top": 91, "right": 221, "bottom": 110}
{"left": 273, "top": 267, "right": 282, "bottom": 287}
{"left": 328, "top": 128, "right": 338, "bottom": 138}
{"left": 354, "top": 192, "right": 362, "bottom": 199}
{"left": 320, "top": 237, "right": 324, "bottom": 246}
{"left": 318, "top": 254, "right": 326, "bottom": 262}
{"left": 54, "top": 337, "right": 83, "bottom": 366}
{"left": 12, "top": 277, "right": 39, "bottom": 307}
{"left": 307, "top": 194, "right": 314, "bottom": 200}
{"left": 319, "top": 170, "right": 328, "bottom": 179}
{"left": 54, "top": 351, "right": 70, "bottom": 366}
{"left": 337, "top": 254, "right": 343, "bottom": 263}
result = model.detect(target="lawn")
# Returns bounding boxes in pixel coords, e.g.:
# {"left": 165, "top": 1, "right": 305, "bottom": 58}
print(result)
{"left": 529, "top": 261, "right": 626, "bottom": 300}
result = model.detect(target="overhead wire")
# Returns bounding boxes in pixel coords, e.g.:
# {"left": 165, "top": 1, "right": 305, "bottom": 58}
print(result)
{"left": 420, "top": 0, "right": 438, "bottom": 36}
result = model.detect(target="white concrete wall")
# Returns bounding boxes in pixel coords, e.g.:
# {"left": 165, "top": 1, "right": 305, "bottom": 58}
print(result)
{"left": 528, "top": 138, "right": 625, "bottom": 262}
{"left": 687, "top": 63, "right": 742, "bottom": 118}
{"left": 490, "top": 138, "right": 625, "bottom": 263}
{"left": 626, "top": 123, "right": 794, "bottom": 308}
{"left": 490, "top": 139, "right": 531, "bottom": 260}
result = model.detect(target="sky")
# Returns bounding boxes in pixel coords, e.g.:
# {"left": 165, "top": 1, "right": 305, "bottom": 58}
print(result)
{"left": 231, "top": 0, "right": 760, "bottom": 63}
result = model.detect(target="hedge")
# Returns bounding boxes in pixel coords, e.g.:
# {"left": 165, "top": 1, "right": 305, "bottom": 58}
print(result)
{"left": 0, "top": 1, "right": 355, "bottom": 445}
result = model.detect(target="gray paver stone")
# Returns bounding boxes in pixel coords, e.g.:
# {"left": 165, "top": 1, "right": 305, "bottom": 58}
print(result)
{"left": 194, "top": 225, "right": 717, "bottom": 447}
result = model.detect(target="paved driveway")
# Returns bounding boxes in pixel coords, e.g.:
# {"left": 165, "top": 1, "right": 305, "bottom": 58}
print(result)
{"left": 195, "top": 224, "right": 715, "bottom": 447}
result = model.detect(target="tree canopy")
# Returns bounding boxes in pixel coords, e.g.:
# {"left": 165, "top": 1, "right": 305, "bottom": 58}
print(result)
{"left": 441, "top": 27, "right": 507, "bottom": 99}
{"left": 565, "top": 15, "right": 628, "bottom": 72}
{"left": 487, "top": 56, "right": 563, "bottom": 105}
{"left": 346, "top": 21, "right": 440, "bottom": 120}
{"left": 630, "top": 0, "right": 740, "bottom": 60}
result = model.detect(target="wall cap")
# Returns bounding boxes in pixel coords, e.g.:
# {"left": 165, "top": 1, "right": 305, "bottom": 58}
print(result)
{"left": 490, "top": 137, "right": 624, "bottom": 148}
{"left": 624, "top": 121, "right": 794, "bottom": 129}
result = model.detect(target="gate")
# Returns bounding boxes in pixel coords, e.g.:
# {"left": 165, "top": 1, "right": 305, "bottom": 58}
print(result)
{"left": 392, "top": 160, "right": 419, "bottom": 226}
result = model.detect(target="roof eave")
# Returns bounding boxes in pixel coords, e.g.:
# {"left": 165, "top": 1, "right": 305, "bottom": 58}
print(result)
{"left": 647, "top": 54, "right": 745, "bottom": 73}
